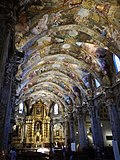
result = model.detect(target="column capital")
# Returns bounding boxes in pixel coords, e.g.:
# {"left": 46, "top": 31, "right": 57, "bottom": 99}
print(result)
{"left": 68, "top": 112, "right": 74, "bottom": 121}
{"left": 87, "top": 98, "right": 94, "bottom": 106}
{"left": 76, "top": 106, "right": 82, "bottom": 112}
{"left": 87, "top": 99, "right": 97, "bottom": 117}
{"left": 64, "top": 113, "right": 68, "bottom": 120}
{"left": 76, "top": 106, "right": 83, "bottom": 118}
{"left": 81, "top": 101, "right": 87, "bottom": 113}
{"left": 87, "top": 99, "right": 94, "bottom": 110}
{"left": 104, "top": 88, "right": 115, "bottom": 106}
{"left": 105, "top": 88, "right": 114, "bottom": 98}
{"left": 67, "top": 105, "right": 73, "bottom": 113}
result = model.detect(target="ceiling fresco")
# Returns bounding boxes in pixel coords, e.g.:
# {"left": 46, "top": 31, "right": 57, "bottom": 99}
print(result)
{"left": 16, "top": 0, "right": 120, "bottom": 112}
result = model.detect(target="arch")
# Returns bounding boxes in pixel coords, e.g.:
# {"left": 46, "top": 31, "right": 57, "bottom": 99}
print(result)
{"left": 16, "top": 53, "right": 109, "bottom": 101}
{"left": 23, "top": 81, "right": 75, "bottom": 105}
{"left": 97, "top": 102, "right": 112, "bottom": 146}
{"left": 20, "top": 89, "right": 72, "bottom": 110}
{"left": 16, "top": 4, "right": 119, "bottom": 53}
{"left": 17, "top": 70, "right": 88, "bottom": 97}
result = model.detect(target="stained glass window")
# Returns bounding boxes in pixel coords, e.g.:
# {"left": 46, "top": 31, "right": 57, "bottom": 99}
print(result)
{"left": 19, "top": 102, "right": 23, "bottom": 114}
{"left": 54, "top": 103, "right": 58, "bottom": 115}
{"left": 95, "top": 79, "right": 100, "bottom": 88}
{"left": 113, "top": 54, "right": 120, "bottom": 73}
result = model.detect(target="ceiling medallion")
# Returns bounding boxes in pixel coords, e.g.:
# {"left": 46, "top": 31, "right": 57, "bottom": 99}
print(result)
{"left": 62, "top": 44, "right": 71, "bottom": 49}
{"left": 69, "top": 30, "right": 78, "bottom": 37}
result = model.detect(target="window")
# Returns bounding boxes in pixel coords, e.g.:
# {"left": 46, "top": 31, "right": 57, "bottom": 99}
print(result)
{"left": 19, "top": 102, "right": 23, "bottom": 114}
{"left": 54, "top": 103, "right": 59, "bottom": 115}
{"left": 113, "top": 54, "right": 120, "bottom": 73}
{"left": 82, "top": 75, "right": 90, "bottom": 88}
{"left": 95, "top": 79, "right": 100, "bottom": 88}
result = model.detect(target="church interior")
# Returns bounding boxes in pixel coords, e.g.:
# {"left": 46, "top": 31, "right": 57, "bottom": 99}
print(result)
{"left": 0, "top": 0, "right": 120, "bottom": 159}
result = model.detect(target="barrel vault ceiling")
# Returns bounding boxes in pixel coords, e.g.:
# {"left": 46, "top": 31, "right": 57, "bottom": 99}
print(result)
{"left": 15, "top": 0, "right": 120, "bottom": 111}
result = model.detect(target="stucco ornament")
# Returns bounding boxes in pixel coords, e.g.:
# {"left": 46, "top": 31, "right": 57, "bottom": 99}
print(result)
{"left": 62, "top": 44, "right": 71, "bottom": 49}
{"left": 74, "top": 8, "right": 90, "bottom": 24}
{"left": 37, "top": 36, "right": 51, "bottom": 47}
{"left": 77, "top": 8, "right": 90, "bottom": 18}
{"left": 69, "top": 30, "right": 78, "bottom": 37}
{"left": 108, "top": 26, "right": 120, "bottom": 51}
{"left": 31, "top": 14, "right": 48, "bottom": 35}
{"left": 15, "top": 0, "right": 120, "bottom": 107}
{"left": 49, "top": 11, "right": 63, "bottom": 26}
{"left": 68, "top": 0, "right": 83, "bottom": 8}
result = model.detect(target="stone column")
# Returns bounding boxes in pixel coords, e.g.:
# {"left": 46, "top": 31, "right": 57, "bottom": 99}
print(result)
{"left": 0, "top": 29, "right": 11, "bottom": 150}
{"left": 0, "top": 1, "right": 16, "bottom": 151}
{"left": 105, "top": 89, "right": 120, "bottom": 147}
{"left": 87, "top": 100, "right": 104, "bottom": 149}
{"left": 0, "top": 23, "right": 11, "bottom": 96}
{"left": 68, "top": 112, "right": 75, "bottom": 143}
{"left": 64, "top": 115, "right": 69, "bottom": 146}
{"left": 24, "top": 118, "right": 27, "bottom": 141}
{"left": 32, "top": 119, "right": 35, "bottom": 143}
{"left": 76, "top": 107, "right": 87, "bottom": 150}
{"left": 1, "top": 61, "right": 14, "bottom": 150}
{"left": 47, "top": 119, "right": 50, "bottom": 142}
{"left": 0, "top": 0, "right": 16, "bottom": 96}
{"left": 50, "top": 119, "right": 54, "bottom": 146}
{"left": 21, "top": 124, "right": 24, "bottom": 142}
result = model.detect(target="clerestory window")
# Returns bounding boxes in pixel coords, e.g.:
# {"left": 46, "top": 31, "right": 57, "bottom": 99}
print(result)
{"left": 95, "top": 79, "right": 100, "bottom": 88}
{"left": 19, "top": 102, "right": 23, "bottom": 114}
{"left": 113, "top": 54, "right": 120, "bottom": 73}
{"left": 54, "top": 103, "right": 59, "bottom": 115}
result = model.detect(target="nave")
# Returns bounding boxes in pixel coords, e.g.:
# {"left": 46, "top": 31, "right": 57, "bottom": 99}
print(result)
{"left": 0, "top": 0, "right": 120, "bottom": 160}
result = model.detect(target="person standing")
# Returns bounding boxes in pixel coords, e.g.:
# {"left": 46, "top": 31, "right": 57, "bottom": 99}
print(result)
{"left": 9, "top": 147, "right": 17, "bottom": 160}
{"left": 62, "top": 146, "right": 66, "bottom": 160}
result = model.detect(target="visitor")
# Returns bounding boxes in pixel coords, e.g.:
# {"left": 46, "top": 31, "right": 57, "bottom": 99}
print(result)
{"left": 62, "top": 145, "right": 66, "bottom": 160}
{"left": 9, "top": 147, "right": 17, "bottom": 160}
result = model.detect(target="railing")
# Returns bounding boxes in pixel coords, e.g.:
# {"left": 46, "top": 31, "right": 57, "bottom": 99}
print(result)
{"left": 16, "top": 148, "right": 38, "bottom": 153}
{"left": 15, "top": 146, "right": 115, "bottom": 160}
{"left": 17, "top": 149, "right": 50, "bottom": 160}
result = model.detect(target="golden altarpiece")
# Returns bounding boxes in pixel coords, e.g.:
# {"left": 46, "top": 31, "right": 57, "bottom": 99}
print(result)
{"left": 26, "top": 101, "right": 50, "bottom": 147}
{"left": 12, "top": 101, "right": 65, "bottom": 148}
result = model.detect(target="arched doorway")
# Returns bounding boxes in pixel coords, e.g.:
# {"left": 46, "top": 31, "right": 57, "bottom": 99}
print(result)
{"left": 98, "top": 103, "right": 112, "bottom": 146}
{"left": 53, "top": 123, "right": 64, "bottom": 146}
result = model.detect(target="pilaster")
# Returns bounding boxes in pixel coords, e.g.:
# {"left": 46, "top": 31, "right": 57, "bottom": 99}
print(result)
{"left": 64, "top": 115, "right": 69, "bottom": 146}
{"left": 68, "top": 112, "right": 75, "bottom": 143}
{"left": 50, "top": 119, "right": 53, "bottom": 145}
{"left": 87, "top": 99, "right": 104, "bottom": 149}
{"left": 105, "top": 88, "right": 120, "bottom": 147}
{"left": 76, "top": 106, "right": 87, "bottom": 150}
{"left": 0, "top": 0, "right": 16, "bottom": 151}
{"left": 0, "top": 60, "right": 14, "bottom": 150}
